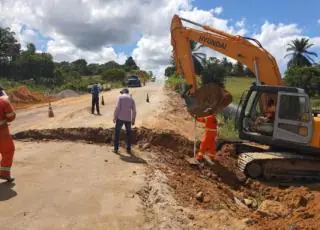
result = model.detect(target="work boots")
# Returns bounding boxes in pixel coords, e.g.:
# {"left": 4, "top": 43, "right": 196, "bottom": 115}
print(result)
{"left": 0, "top": 175, "right": 15, "bottom": 182}
{"left": 196, "top": 152, "right": 204, "bottom": 161}
{"left": 196, "top": 152, "right": 215, "bottom": 162}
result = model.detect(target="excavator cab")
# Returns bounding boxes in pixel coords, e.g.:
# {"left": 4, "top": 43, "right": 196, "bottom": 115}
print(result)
{"left": 237, "top": 84, "right": 314, "bottom": 152}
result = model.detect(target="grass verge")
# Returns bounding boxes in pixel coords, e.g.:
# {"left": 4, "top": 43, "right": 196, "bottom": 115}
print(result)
{"left": 225, "top": 77, "right": 254, "bottom": 104}
{"left": 217, "top": 114, "right": 238, "bottom": 138}
{"left": 0, "top": 75, "right": 123, "bottom": 94}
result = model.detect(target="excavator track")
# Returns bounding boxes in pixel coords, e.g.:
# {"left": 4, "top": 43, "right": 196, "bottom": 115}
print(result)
{"left": 238, "top": 151, "right": 320, "bottom": 182}
{"left": 217, "top": 140, "right": 320, "bottom": 182}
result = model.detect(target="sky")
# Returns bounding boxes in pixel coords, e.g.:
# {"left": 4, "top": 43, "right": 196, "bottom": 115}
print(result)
{"left": 0, "top": 0, "right": 319, "bottom": 77}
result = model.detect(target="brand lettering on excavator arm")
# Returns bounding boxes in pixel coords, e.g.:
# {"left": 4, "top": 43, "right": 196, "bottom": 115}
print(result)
{"left": 199, "top": 36, "right": 227, "bottom": 49}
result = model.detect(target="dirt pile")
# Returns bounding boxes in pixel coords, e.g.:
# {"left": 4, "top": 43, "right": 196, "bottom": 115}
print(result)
{"left": 8, "top": 86, "right": 41, "bottom": 103}
{"left": 56, "top": 89, "right": 79, "bottom": 99}
{"left": 155, "top": 144, "right": 320, "bottom": 229}
{"left": 8, "top": 86, "right": 56, "bottom": 108}
{"left": 13, "top": 127, "right": 196, "bottom": 156}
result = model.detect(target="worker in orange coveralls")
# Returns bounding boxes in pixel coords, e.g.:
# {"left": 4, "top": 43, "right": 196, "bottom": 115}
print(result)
{"left": 0, "top": 86, "right": 16, "bottom": 182}
{"left": 196, "top": 113, "right": 218, "bottom": 161}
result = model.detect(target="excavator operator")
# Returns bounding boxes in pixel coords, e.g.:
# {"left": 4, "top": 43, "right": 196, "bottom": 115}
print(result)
{"left": 252, "top": 98, "right": 276, "bottom": 135}
{"left": 256, "top": 98, "right": 276, "bottom": 123}
{"left": 196, "top": 109, "right": 218, "bottom": 161}
{"left": 265, "top": 98, "right": 276, "bottom": 121}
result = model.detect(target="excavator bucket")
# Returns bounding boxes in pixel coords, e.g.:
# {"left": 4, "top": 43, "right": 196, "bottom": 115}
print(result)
{"left": 185, "top": 83, "right": 232, "bottom": 118}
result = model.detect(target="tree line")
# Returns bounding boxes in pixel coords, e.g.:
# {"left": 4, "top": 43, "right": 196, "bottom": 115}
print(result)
{"left": 165, "top": 39, "right": 320, "bottom": 96}
{"left": 165, "top": 56, "right": 254, "bottom": 81}
{"left": 0, "top": 26, "right": 152, "bottom": 89}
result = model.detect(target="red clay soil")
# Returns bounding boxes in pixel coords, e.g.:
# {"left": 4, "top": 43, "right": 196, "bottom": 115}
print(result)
{"left": 13, "top": 126, "right": 320, "bottom": 229}
{"left": 8, "top": 86, "right": 57, "bottom": 109}
{"left": 156, "top": 141, "right": 320, "bottom": 229}
{"left": 154, "top": 88, "right": 320, "bottom": 229}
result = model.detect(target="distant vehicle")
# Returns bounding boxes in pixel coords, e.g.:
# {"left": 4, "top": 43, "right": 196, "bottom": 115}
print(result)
{"left": 126, "top": 76, "right": 141, "bottom": 87}
{"left": 151, "top": 76, "right": 156, "bottom": 82}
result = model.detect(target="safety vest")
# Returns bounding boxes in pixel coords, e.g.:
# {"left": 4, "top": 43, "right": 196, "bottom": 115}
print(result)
{"left": 0, "top": 99, "right": 16, "bottom": 136}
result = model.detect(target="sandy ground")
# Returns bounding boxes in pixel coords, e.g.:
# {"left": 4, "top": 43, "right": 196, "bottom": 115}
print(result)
{"left": 0, "top": 142, "right": 146, "bottom": 230}
{"left": 1, "top": 82, "right": 169, "bottom": 230}
{"left": 11, "top": 82, "right": 166, "bottom": 134}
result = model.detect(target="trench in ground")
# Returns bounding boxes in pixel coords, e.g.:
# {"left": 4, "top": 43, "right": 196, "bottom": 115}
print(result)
{"left": 13, "top": 127, "right": 320, "bottom": 229}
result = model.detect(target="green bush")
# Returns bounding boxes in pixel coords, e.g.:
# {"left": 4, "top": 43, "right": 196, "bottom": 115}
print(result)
{"left": 201, "top": 63, "right": 226, "bottom": 87}
{"left": 102, "top": 68, "right": 126, "bottom": 82}
{"left": 165, "top": 66, "right": 176, "bottom": 77}
{"left": 284, "top": 66, "right": 320, "bottom": 97}
{"left": 311, "top": 96, "right": 320, "bottom": 109}
{"left": 217, "top": 114, "right": 238, "bottom": 138}
{"left": 166, "top": 74, "right": 185, "bottom": 91}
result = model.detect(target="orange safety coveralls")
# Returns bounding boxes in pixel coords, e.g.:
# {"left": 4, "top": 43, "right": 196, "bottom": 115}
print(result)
{"left": 196, "top": 114, "right": 218, "bottom": 161}
{"left": 0, "top": 98, "right": 16, "bottom": 179}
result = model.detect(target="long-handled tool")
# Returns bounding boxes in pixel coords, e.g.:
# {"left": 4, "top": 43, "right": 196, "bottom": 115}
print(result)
{"left": 187, "top": 116, "right": 200, "bottom": 165}
{"left": 193, "top": 116, "right": 196, "bottom": 158}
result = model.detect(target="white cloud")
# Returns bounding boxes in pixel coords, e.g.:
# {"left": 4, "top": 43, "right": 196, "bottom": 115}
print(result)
{"left": 47, "top": 34, "right": 127, "bottom": 64}
{"left": 236, "top": 18, "right": 246, "bottom": 28}
{"left": 253, "top": 21, "right": 320, "bottom": 74}
{"left": 213, "top": 6, "right": 223, "bottom": 15}
{"left": 318, "top": 19, "right": 320, "bottom": 24}
{"left": 311, "top": 37, "right": 320, "bottom": 49}
{"left": 179, "top": 8, "right": 230, "bottom": 32}
{"left": 0, "top": 0, "right": 193, "bottom": 75}
{"left": 0, "top": 0, "right": 244, "bottom": 76}
{"left": 1, "top": 0, "right": 318, "bottom": 77}
{"left": 133, "top": 35, "right": 172, "bottom": 76}
{"left": 133, "top": 6, "right": 250, "bottom": 76}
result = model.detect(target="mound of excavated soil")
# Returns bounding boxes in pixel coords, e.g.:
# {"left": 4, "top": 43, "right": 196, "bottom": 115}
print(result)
{"left": 8, "top": 86, "right": 41, "bottom": 103}
{"left": 7, "top": 85, "right": 56, "bottom": 108}
{"left": 13, "top": 127, "right": 320, "bottom": 229}
{"left": 56, "top": 89, "right": 79, "bottom": 98}
{"left": 13, "top": 127, "right": 196, "bottom": 155}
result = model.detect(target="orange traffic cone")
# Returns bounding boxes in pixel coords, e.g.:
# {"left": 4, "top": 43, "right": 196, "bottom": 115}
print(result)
{"left": 101, "top": 95, "right": 105, "bottom": 105}
{"left": 146, "top": 93, "right": 149, "bottom": 103}
{"left": 48, "top": 102, "right": 54, "bottom": 118}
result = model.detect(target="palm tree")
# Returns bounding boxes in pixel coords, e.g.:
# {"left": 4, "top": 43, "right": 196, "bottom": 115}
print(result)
{"left": 168, "top": 41, "right": 206, "bottom": 75}
{"left": 190, "top": 41, "right": 206, "bottom": 75}
{"left": 26, "top": 43, "right": 36, "bottom": 54}
{"left": 285, "top": 38, "right": 318, "bottom": 68}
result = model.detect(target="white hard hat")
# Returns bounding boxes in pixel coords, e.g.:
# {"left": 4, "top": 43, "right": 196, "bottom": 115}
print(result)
{"left": 0, "top": 89, "right": 9, "bottom": 102}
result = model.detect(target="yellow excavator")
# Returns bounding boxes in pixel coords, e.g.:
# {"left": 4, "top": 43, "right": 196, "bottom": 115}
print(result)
{"left": 171, "top": 14, "right": 320, "bottom": 181}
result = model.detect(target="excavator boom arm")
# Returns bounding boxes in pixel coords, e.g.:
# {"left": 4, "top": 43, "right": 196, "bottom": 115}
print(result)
{"left": 170, "top": 15, "right": 282, "bottom": 95}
